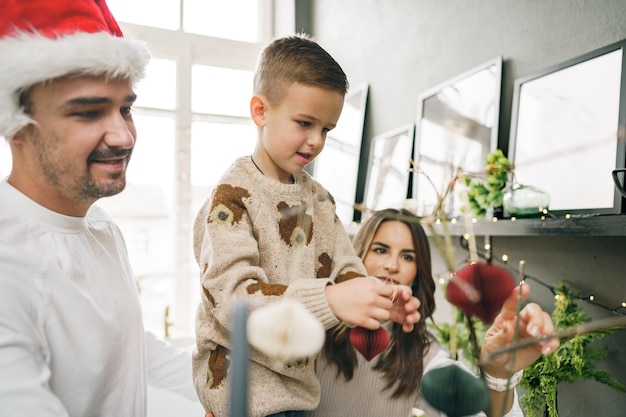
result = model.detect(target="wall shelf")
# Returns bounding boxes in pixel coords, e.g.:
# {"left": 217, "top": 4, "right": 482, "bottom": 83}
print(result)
{"left": 429, "top": 214, "right": 626, "bottom": 237}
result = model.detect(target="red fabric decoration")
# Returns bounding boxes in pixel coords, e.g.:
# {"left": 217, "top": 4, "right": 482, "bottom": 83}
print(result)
{"left": 446, "top": 262, "right": 516, "bottom": 324}
{"left": 349, "top": 326, "right": 390, "bottom": 361}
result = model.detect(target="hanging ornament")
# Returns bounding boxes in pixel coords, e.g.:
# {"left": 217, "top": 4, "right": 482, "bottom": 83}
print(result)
{"left": 421, "top": 364, "right": 490, "bottom": 417}
{"left": 247, "top": 299, "right": 325, "bottom": 363}
{"left": 349, "top": 326, "right": 390, "bottom": 361}
{"left": 446, "top": 262, "right": 516, "bottom": 324}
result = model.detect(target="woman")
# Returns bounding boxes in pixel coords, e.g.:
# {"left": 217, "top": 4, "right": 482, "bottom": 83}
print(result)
{"left": 308, "top": 208, "right": 558, "bottom": 417}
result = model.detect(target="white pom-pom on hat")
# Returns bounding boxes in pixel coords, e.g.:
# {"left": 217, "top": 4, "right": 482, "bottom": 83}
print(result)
{"left": 247, "top": 298, "right": 325, "bottom": 364}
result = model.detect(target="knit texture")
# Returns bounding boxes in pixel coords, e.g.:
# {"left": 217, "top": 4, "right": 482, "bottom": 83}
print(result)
{"left": 192, "top": 156, "right": 367, "bottom": 417}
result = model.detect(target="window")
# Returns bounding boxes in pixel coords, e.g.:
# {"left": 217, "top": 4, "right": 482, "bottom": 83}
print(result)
{"left": 108, "top": 0, "right": 262, "bottom": 43}
{"left": 103, "top": 0, "right": 273, "bottom": 339}
{"left": 0, "top": 0, "right": 293, "bottom": 341}
{"left": 107, "top": 0, "right": 181, "bottom": 31}
{"left": 183, "top": 0, "right": 260, "bottom": 43}
{"left": 135, "top": 58, "right": 177, "bottom": 110}
{"left": 191, "top": 65, "right": 253, "bottom": 116}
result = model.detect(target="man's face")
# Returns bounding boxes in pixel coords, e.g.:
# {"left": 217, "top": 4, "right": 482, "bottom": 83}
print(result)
{"left": 12, "top": 75, "right": 138, "bottom": 215}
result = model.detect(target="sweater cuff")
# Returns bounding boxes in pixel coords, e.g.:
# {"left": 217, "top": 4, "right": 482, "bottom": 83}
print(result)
{"left": 285, "top": 278, "right": 340, "bottom": 329}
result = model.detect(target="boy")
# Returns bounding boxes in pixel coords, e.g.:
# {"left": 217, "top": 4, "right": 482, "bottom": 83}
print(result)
{"left": 193, "top": 34, "right": 420, "bottom": 417}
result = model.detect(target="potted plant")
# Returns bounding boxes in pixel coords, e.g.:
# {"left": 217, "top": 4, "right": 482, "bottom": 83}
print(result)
{"left": 463, "top": 149, "right": 551, "bottom": 219}
{"left": 463, "top": 149, "right": 512, "bottom": 219}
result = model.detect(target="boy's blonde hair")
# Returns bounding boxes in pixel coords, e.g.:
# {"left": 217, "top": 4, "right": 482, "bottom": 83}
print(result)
{"left": 253, "top": 33, "right": 349, "bottom": 104}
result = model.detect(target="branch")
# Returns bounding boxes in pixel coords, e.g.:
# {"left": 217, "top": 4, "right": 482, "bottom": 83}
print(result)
{"left": 479, "top": 315, "right": 626, "bottom": 366}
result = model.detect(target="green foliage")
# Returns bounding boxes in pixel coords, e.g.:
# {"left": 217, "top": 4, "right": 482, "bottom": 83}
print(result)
{"left": 430, "top": 308, "right": 488, "bottom": 370}
{"left": 464, "top": 149, "right": 513, "bottom": 219}
{"left": 519, "top": 282, "right": 626, "bottom": 417}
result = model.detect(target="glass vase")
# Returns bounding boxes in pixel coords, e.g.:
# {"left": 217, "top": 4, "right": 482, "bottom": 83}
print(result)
{"left": 502, "top": 184, "right": 550, "bottom": 218}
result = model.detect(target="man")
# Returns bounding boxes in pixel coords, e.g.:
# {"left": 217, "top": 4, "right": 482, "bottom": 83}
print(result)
{"left": 0, "top": 1, "right": 198, "bottom": 415}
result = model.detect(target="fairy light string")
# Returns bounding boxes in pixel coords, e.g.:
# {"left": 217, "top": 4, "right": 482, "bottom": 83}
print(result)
{"left": 355, "top": 202, "right": 626, "bottom": 317}
{"left": 435, "top": 257, "right": 626, "bottom": 317}
{"left": 451, "top": 234, "right": 626, "bottom": 317}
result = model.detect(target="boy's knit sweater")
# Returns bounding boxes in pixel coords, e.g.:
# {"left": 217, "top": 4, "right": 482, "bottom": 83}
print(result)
{"left": 192, "top": 156, "right": 367, "bottom": 417}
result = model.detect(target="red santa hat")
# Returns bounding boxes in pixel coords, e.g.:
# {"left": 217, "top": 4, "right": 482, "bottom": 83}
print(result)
{"left": 0, "top": 0, "right": 151, "bottom": 139}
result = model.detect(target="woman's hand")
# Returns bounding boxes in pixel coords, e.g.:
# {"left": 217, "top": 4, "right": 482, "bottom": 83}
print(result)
{"left": 388, "top": 284, "right": 421, "bottom": 332}
{"left": 325, "top": 277, "right": 421, "bottom": 332}
{"left": 480, "top": 283, "right": 559, "bottom": 378}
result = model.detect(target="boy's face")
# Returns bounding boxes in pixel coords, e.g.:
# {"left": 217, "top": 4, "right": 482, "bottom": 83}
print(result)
{"left": 253, "top": 82, "right": 344, "bottom": 183}
{"left": 9, "top": 74, "right": 138, "bottom": 216}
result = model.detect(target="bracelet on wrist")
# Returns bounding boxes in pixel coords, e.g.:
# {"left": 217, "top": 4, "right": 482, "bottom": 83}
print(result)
{"left": 483, "top": 369, "right": 524, "bottom": 392}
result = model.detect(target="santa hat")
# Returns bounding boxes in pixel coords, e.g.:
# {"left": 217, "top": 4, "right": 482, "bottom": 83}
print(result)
{"left": 0, "top": 0, "right": 151, "bottom": 139}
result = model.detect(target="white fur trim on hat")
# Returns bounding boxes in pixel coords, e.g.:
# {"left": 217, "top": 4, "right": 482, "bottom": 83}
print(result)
{"left": 0, "top": 31, "right": 151, "bottom": 139}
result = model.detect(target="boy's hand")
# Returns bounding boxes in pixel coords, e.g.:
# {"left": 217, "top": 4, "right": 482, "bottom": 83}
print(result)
{"left": 326, "top": 277, "right": 420, "bottom": 332}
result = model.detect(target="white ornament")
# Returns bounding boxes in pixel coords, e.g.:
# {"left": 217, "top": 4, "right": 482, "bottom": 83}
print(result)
{"left": 247, "top": 298, "right": 325, "bottom": 363}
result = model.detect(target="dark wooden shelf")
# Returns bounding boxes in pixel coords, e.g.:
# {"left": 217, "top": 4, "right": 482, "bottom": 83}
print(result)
{"left": 428, "top": 214, "right": 626, "bottom": 237}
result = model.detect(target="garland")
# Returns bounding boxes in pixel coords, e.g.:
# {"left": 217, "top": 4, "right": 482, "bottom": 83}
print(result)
{"left": 519, "top": 282, "right": 626, "bottom": 417}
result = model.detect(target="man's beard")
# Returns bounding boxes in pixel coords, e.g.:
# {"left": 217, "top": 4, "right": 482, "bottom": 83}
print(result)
{"left": 79, "top": 171, "right": 127, "bottom": 200}
{"left": 36, "top": 142, "right": 130, "bottom": 203}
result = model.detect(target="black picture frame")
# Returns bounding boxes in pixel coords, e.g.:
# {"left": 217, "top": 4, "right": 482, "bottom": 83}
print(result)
{"left": 311, "top": 83, "right": 369, "bottom": 225}
{"left": 362, "top": 123, "right": 415, "bottom": 216}
{"left": 508, "top": 39, "right": 626, "bottom": 216}
{"left": 412, "top": 57, "right": 503, "bottom": 217}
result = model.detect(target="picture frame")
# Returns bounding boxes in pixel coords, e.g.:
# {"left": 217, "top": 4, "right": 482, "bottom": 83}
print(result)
{"left": 508, "top": 38, "right": 626, "bottom": 216}
{"left": 362, "top": 123, "right": 416, "bottom": 215}
{"left": 311, "top": 83, "right": 369, "bottom": 225}
{"left": 412, "top": 57, "right": 503, "bottom": 217}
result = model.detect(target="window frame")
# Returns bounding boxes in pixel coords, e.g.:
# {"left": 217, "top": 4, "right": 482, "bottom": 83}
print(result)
{"left": 116, "top": 0, "right": 275, "bottom": 337}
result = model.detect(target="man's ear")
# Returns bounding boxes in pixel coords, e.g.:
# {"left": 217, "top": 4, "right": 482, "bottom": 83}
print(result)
{"left": 10, "top": 125, "right": 32, "bottom": 145}
{"left": 250, "top": 95, "right": 267, "bottom": 127}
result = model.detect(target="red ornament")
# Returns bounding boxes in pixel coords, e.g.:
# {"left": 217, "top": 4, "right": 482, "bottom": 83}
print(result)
{"left": 446, "top": 262, "right": 516, "bottom": 324}
{"left": 349, "top": 326, "right": 390, "bottom": 361}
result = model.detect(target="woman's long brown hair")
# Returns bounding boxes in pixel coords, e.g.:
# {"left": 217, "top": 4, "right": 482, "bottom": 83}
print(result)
{"left": 321, "top": 208, "right": 437, "bottom": 397}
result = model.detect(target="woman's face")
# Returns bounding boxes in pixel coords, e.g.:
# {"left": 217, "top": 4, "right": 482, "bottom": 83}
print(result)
{"left": 363, "top": 220, "right": 417, "bottom": 287}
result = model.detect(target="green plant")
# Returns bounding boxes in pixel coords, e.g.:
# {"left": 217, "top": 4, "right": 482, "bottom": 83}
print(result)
{"left": 519, "top": 282, "right": 626, "bottom": 417}
{"left": 430, "top": 307, "right": 488, "bottom": 369}
{"left": 464, "top": 149, "right": 513, "bottom": 218}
